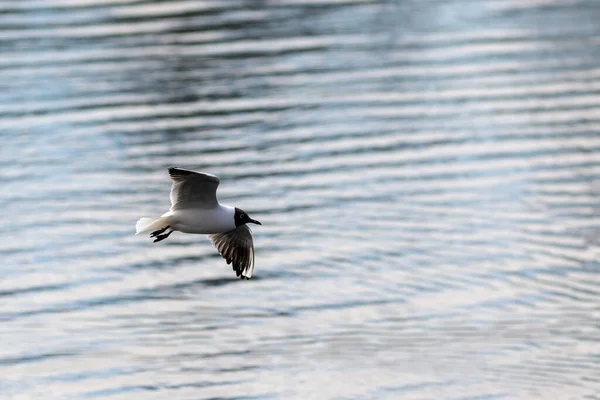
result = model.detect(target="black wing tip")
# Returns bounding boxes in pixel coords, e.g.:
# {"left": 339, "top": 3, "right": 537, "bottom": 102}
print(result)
{"left": 237, "top": 270, "right": 250, "bottom": 280}
{"left": 168, "top": 167, "right": 220, "bottom": 183}
{"left": 232, "top": 263, "right": 251, "bottom": 280}
{"left": 168, "top": 167, "right": 193, "bottom": 176}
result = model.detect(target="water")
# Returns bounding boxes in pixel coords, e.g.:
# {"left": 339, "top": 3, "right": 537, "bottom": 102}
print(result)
{"left": 2, "top": 0, "right": 600, "bottom": 398}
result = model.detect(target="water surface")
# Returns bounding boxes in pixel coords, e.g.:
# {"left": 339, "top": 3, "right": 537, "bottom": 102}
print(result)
{"left": 2, "top": 1, "right": 600, "bottom": 399}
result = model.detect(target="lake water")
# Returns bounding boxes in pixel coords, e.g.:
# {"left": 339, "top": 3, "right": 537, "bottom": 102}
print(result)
{"left": 2, "top": 1, "right": 600, "bottom": 399}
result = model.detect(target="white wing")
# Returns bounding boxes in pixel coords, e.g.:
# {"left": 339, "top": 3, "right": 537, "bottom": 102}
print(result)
{"left": 209, "top": 225, "right": 255, "bottom": 279}
{"left": 168, "top": 167, "right": 220, "bottom": 210}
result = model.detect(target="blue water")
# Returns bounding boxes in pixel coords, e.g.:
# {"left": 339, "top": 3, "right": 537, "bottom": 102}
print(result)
{"left": 2, "top": 1, "right": 600, "bottom": 399}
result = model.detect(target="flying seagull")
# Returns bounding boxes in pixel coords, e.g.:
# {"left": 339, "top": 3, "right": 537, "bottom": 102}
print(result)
{"left": 136, "top": 167, "right": 261, "bottom": 279}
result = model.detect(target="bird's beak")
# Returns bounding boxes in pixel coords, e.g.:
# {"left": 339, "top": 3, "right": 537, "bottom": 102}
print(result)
{"left": 251, "top": 219, "right": 262, "bottom": 225}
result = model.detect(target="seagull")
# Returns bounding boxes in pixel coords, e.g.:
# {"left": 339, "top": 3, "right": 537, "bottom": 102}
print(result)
{"left": 136, "top": 167, "right": 261, "bottom": 279}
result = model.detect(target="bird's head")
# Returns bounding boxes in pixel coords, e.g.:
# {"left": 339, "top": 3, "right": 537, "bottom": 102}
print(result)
{"left": 234, "top": 207, "right": 262, "bottom": 227}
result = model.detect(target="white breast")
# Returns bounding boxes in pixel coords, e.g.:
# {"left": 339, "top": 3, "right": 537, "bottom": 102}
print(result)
{"left": 167, "top": 204, "right": 236, "bottom": 234}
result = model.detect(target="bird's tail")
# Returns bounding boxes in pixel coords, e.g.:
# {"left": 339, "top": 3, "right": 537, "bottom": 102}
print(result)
{"left": 135, "top": 216, "right": 170, "bottom": 235}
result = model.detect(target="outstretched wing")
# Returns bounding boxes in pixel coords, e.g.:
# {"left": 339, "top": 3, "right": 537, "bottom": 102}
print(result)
{"left": 209, "top": 225, "right": 255, "bottom": 279}
{"left": 168, "top": 167, "right": 220, "bottom": 210}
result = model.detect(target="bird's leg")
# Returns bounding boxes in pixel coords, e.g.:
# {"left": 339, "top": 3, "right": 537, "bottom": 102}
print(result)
{"left": 150, "top": 226, "right": 170, "bottom": 238}
{"left": 153, "top": 229, "right": 174, "bottom": 243}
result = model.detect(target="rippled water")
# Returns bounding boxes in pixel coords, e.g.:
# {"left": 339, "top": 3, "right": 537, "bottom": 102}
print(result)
{"left": 3, "top": 0, "right": 600, "bottom": 399}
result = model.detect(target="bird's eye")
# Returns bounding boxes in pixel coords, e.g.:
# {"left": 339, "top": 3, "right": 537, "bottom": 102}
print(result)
{"left": 241, "top": 214, "right": 245, "bottom": 219}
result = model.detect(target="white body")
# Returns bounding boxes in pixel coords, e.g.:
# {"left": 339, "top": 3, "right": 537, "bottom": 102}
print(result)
{"left": 167, "top": 204, "right": 236, "bottom": 234}
{"left": 136, "top": 204, "right": 236, "bottom": 235}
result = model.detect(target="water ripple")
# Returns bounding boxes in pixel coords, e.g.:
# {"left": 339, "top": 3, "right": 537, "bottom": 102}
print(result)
{"left": 2, "top": 0, "right": 600, "bottom": 399}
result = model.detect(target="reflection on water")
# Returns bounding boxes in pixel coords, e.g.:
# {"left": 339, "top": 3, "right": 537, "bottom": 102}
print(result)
{"left": 2, "top": 0, "right": 600, "bottom": 399}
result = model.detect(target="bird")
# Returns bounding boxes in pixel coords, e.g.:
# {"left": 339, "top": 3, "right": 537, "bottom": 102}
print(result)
{"left": 135, "top": 167, "right": 261, "bottom": 279}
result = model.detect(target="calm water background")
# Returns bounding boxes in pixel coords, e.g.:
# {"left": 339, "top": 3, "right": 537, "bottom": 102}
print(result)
{"left": 2, "top": 1, "right": 600, "bottom": 399}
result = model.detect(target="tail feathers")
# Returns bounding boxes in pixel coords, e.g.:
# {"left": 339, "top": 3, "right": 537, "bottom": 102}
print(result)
{"left": 136, "top": 217, "right": 169, "bottom": 235}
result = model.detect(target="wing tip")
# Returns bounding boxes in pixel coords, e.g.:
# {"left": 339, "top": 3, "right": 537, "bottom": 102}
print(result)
{"left": 168, "top": 167, "right": 220, "bottom": 183}
{"left": 168, "top": 167, "right": 193, "bottom": 177}
{"left": 233, "top": 262, "right": 253, "bottom": 280}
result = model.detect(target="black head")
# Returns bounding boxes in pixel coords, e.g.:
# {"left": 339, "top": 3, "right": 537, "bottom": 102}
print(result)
{"left": 234, "top": 208, "right": 262, "bottom": 227}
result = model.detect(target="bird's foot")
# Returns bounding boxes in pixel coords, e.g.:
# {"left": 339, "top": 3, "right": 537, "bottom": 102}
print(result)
{"left": 153, "top": 230, "right": 173, "bottom": 243}
{"left": 150, "top": 226, "right": 170, "bottom": 238}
